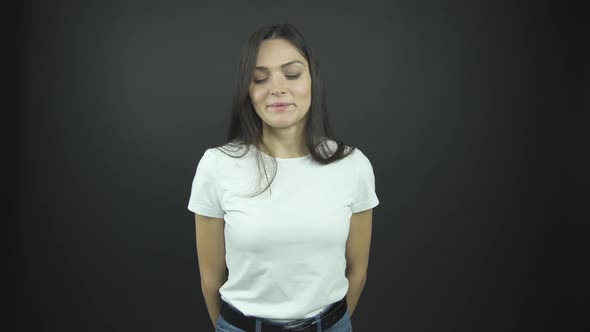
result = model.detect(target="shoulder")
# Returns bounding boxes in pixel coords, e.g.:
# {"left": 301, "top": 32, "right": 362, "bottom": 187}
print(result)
{"left": 350, "top": 146, "right": 373, "bottom": 163}
{"left": 205, "top": 143, "right": 258, "bottom": 169}
{"left": 196, "top": 146, "right": 231, "bottom": 171}
{"left": 200, "top": 147, "right": 219, "bottom": 164}
{"left": 206, "top": 142, "right": 245, "bottom": 158}
{"left": 347, "top": 147, "right": 376, "bottom": 178}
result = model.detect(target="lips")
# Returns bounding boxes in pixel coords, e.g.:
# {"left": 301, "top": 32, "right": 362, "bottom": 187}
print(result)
{"left": 268, "top": 102, "right": 293, "bottom": 107}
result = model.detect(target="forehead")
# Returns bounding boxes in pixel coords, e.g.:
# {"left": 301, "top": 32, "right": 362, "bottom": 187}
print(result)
{"left": 255, "top": 38, "right": 308, "bottom": 68}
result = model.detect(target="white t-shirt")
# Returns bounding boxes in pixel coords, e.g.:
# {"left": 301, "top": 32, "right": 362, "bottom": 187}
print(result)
{"left": 187, "top": 140, "right": 379, "bottom": 322}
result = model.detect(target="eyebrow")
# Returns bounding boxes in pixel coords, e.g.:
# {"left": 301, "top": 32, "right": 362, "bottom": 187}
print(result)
{"left": 254, "top": 60, "right": 305, "bottom": 71}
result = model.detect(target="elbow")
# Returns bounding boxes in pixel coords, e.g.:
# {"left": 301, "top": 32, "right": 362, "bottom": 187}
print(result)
{"left": 201, "top": 278, "right": 224, "bottom": 295}
{"left": 346, "top": 267, "right": 368, "bottom": 281}
{"left": 200, "top": 272, "right": 228, "bottom": 292}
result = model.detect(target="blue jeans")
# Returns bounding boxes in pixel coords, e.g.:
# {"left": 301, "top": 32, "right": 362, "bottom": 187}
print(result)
{"left": 215, "top": 306, "right": 353, "bottom": 332}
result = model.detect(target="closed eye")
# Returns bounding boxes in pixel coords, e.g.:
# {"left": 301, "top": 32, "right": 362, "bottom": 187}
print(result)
{"left": 253, "top": 74, "right": 301, "bottom": 84}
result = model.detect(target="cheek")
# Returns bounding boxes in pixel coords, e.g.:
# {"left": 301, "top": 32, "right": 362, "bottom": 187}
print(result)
{"left": 293, "top": 81, "right": 312, "bottom": 99}
{"left": 249, "top": 87, "right": 264, "bottom": 104}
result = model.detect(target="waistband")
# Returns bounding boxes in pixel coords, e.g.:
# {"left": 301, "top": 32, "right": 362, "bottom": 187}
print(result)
{"left": 219, "top": 297, "right": 348, "bottom": 332}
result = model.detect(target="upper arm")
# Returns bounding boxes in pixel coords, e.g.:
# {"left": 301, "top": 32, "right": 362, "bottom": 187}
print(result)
{"left": 345, "top": 208, "right": 373, "bottom": 276}
{"left": 195, "top": 213, "right": 227, "bottom": 285}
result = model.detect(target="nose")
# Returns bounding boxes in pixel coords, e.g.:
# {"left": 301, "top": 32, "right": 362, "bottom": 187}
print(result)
{"left": 269, "top": 76, "right": 286, "bottom": 95}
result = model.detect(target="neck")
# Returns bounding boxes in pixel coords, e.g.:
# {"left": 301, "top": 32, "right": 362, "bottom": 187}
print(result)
{"left": 259, "top": 128, "right": 309, "bottom": 159}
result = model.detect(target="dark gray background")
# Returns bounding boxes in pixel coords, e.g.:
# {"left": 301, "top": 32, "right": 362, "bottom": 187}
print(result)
{"left": 14, "top": 0, "right": 588, "bottom": 331}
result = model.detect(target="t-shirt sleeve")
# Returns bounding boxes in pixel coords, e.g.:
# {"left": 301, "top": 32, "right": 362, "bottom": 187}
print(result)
{"left": 187, "top": 148, "right": 224, "bottom": 218}
{"left": 351, "top": 149, "right": 380, "bottom": 214}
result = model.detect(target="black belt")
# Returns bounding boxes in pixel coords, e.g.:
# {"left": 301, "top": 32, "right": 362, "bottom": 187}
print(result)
{"left": 219, "top": 297, "right": 348, "bottom": 332}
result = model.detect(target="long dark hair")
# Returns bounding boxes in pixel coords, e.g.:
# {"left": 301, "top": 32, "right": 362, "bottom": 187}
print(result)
{"left": 215, "top": 23, "right": 357, "bottom": 197}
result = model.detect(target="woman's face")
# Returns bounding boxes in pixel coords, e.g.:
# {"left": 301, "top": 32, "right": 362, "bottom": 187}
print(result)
{"left": 249, "top": 38, "right": 312, "bottom": 130}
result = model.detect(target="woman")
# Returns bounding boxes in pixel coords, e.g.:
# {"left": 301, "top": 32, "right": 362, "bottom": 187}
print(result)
{"left": 188, "top": 23, "right": 379, "bottom": 332}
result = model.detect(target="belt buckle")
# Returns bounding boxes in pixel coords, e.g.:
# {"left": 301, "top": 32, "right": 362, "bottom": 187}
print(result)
{"left": 283, "top": 319, "right": 317, "bottom": 331}
{"left": 282, "top": 299, "right": 343, "bottom": 331}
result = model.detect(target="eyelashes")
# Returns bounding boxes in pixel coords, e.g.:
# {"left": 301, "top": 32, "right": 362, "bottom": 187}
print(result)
{"left": 253, "top": 74, "right": 301, "bottom": 85}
